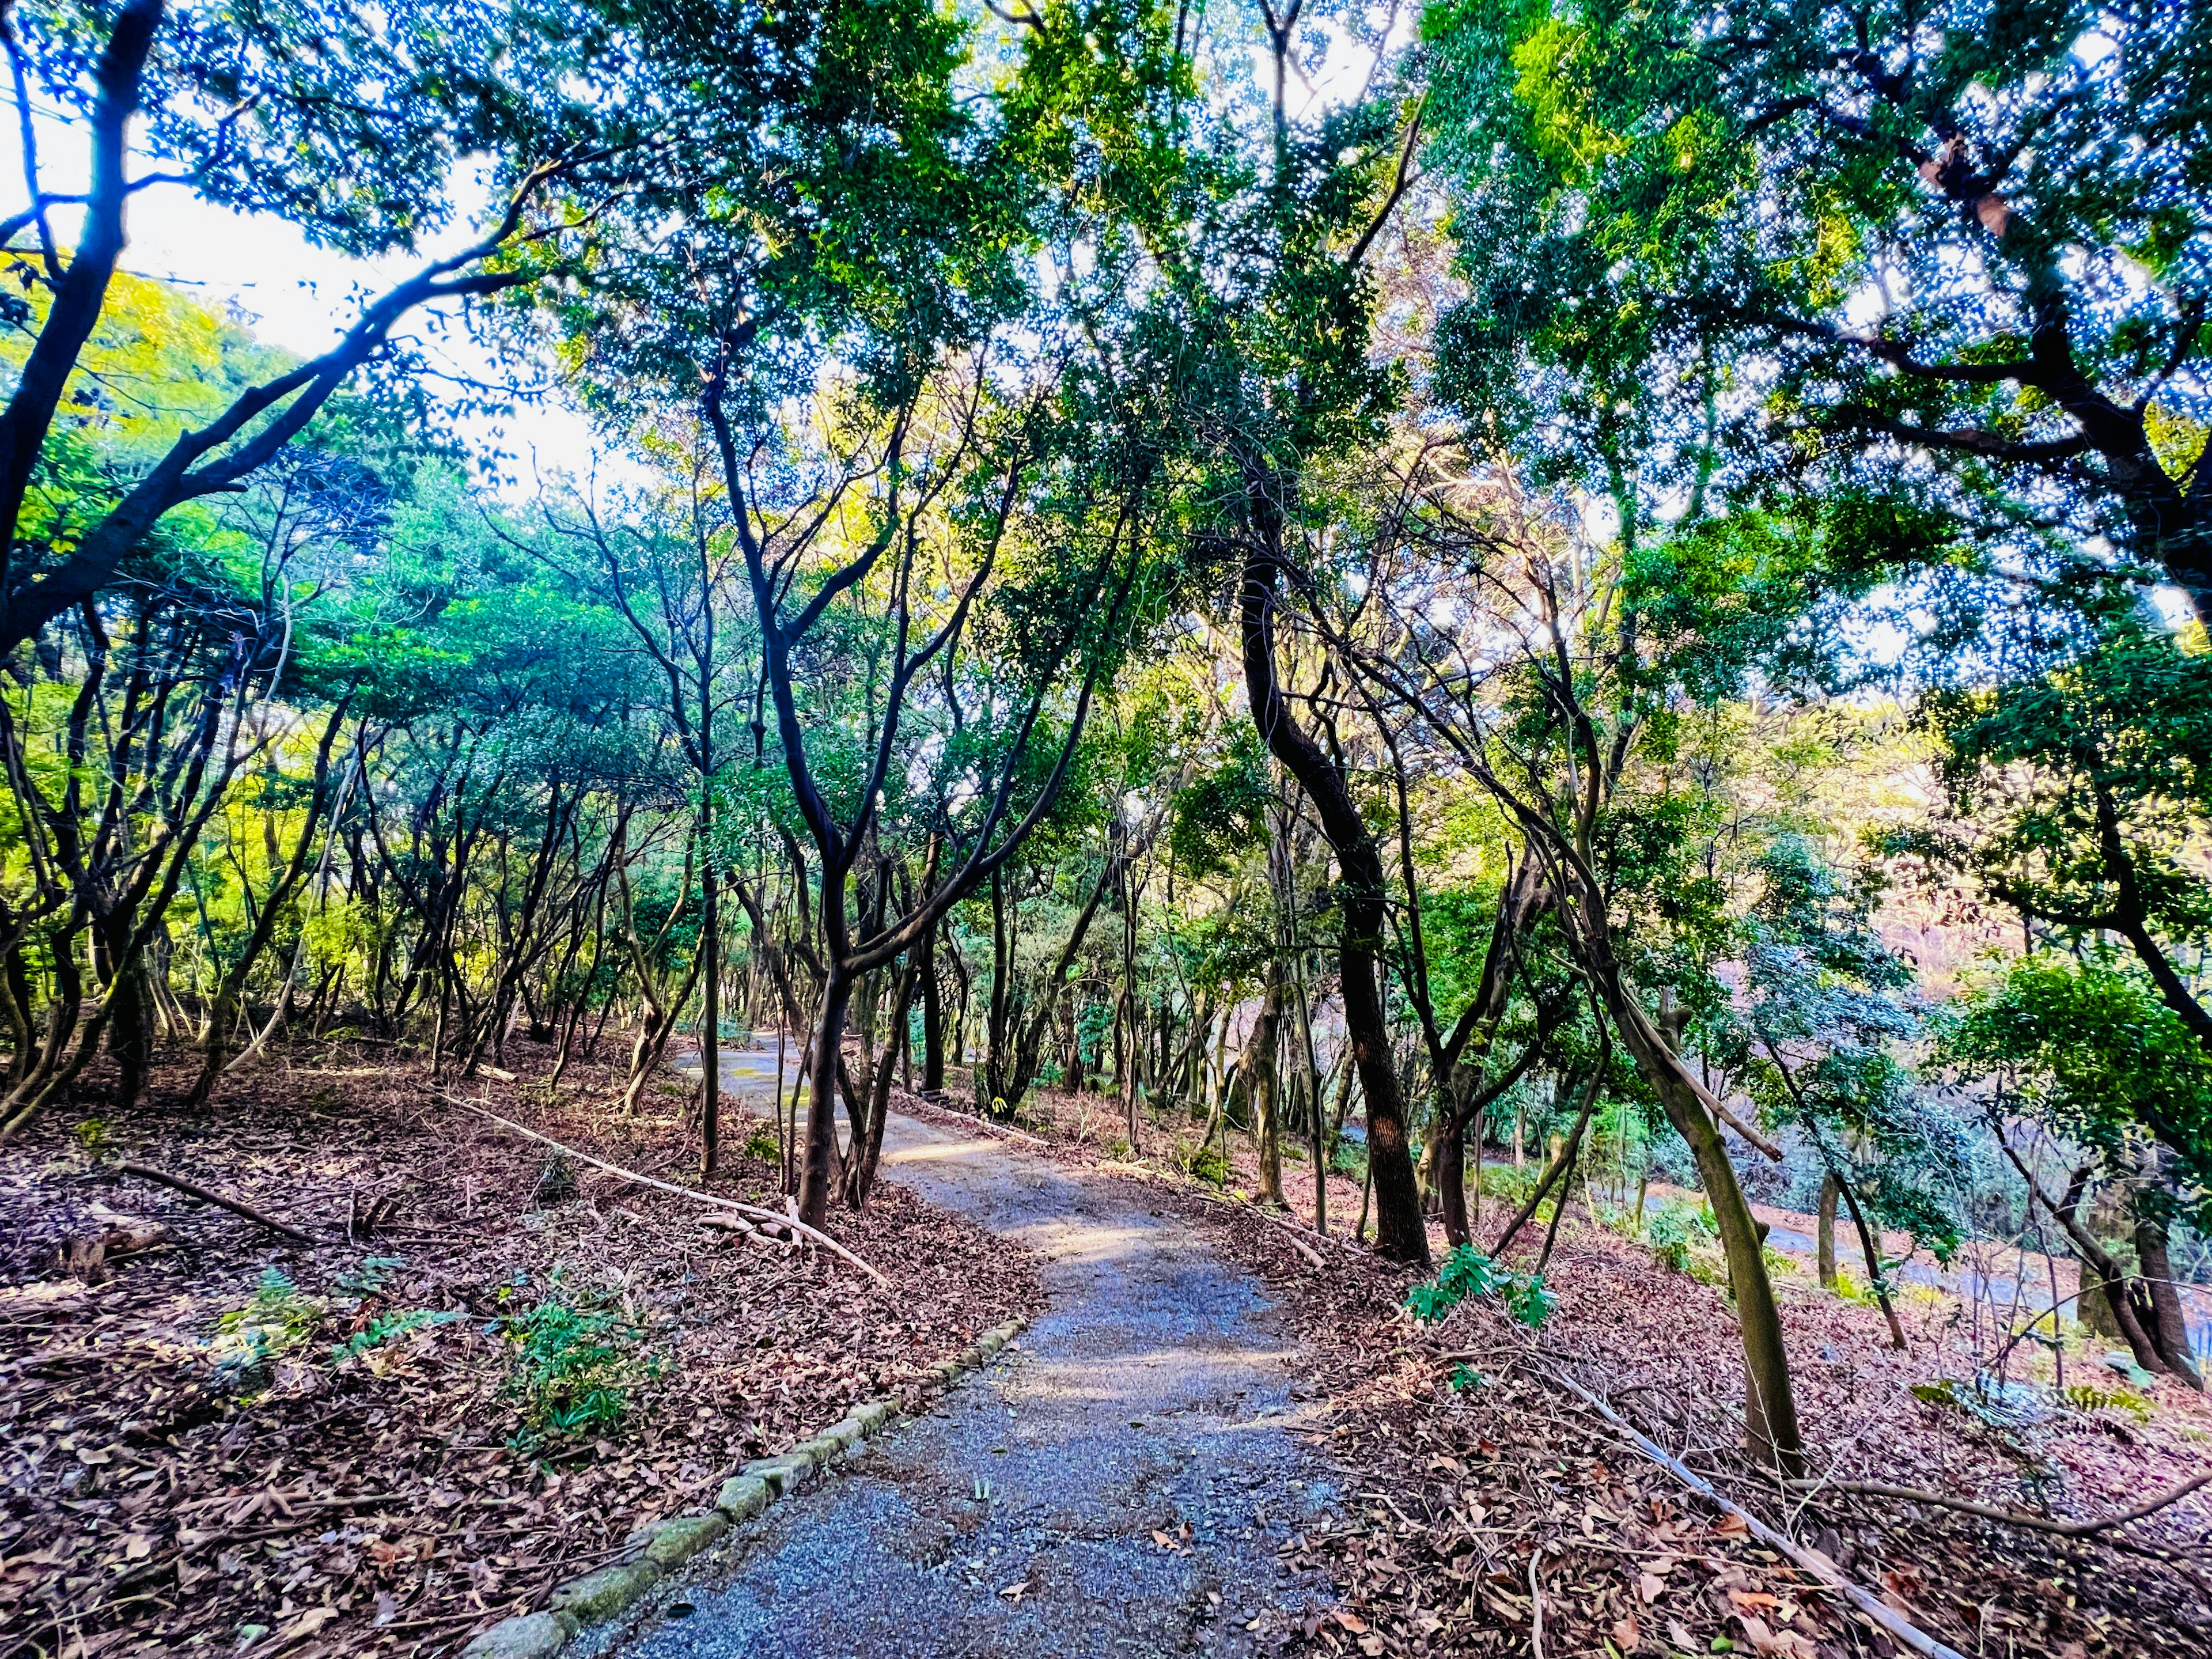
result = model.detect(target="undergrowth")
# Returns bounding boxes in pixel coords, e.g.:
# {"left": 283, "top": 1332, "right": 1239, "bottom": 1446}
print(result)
{"left": 499, "top": 1272, "right": 661, "bottom": 1449}
{"left": 1406, "top": 1244, "right": 1556, "bottom": 1328}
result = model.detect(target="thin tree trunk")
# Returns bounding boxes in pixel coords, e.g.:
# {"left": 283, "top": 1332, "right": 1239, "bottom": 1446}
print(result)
{"left": 1816, "top": 1172, "right": 1839, "bottom": 1289}
{"left": 1240, "top": 536, "right": 1424, "bottom": 1264}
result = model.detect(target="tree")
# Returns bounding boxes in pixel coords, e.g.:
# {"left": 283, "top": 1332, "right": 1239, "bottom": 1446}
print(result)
{"left": 1907, "top": 613, "right": 2212, "bottom": 1082}
{"left": 1730, "top": 836, "right": 1971, "bottom": 1348}
{"left": 1939, "top": 952, "right": 2211, "bottom": 1385}
{"left": 1422, "top": 0, "right": 2212, "bottom": 623}
{"left": 0, "top": 0, "right": 623, "bottom": 649}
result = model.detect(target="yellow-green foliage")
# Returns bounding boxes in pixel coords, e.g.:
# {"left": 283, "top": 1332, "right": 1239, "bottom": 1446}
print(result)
{"left": 2063, "top": 1382, "right": 2153, "bottom": 1422}
{"left": 210, "top": 1269, "right": 325, "bottom": 1383}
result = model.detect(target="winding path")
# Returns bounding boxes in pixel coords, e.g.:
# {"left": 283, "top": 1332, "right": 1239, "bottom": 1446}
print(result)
{"left": 627, "top": 1054, "right": 1337, "bottom": 1658}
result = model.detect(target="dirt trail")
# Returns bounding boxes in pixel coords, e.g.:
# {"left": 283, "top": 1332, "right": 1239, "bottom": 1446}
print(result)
{"left": 624, "top": 1060, "right": 1336, "bottom": 1658}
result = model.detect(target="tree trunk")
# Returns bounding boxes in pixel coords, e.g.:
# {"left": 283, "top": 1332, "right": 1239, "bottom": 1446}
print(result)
{"left": 1239, "top": 537, "right": 1425, "bottom": 1265}
{"left": 1816, "top": 1172, "right": 1839, "bottom": 1289}
{"left": 2133, "top": 1213, "right": 2204, "bottom": 1388}
{"left": 1435, "top": 1107, "right": 1468, "bottom": 1247}
{"left": 700, "top": 857, "right": 720, "bottom": 1177}
{"left": 1245, "top": 970, "right": 1283, "bottom": 1206}
{"left": 919, "top": 919, "right": 945, "bottom": 1094}
{"left": 1668, "top": 1077, "right": 1804, "bottom": 1474}
{"left": 799, "top": 969, "right": 853, "bottom": 1226}
{"left": 844, "top": 963, "right": 917, "bottom": 1209}
{"left": 2005, "top": 1146, "right": 2171, "bottom": 1378}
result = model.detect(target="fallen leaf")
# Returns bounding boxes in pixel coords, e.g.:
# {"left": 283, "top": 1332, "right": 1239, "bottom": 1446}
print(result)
{"left": 1333, "top": 1610, "right": 1369, "bottom": 1634}
{"left": 997, "top": 1579, "right": 1032, "bottom": 1603}
{"left": 1611, "top": 1613, "right": 1641, "bottom": 1649}
{"left": 1638, "top": 1572, "right": 1664, "bottom": 1604}
{"left": 281, "top": 1607, "right": 339, "bottom": 1641}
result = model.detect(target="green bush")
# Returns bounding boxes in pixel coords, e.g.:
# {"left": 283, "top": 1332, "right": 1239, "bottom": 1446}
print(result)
{"left": 1642, "top": 1198, "right": 1716, "bottom": 1272}
{"left": 501, "top": 1276, "right": 660, "bottom": 1448}
{"left": 742, "top": 1123, "right": 781, "bottom": 1164}
{"left": 210, "top": 1268, "right": 325, "bottom": 1384}
{"left": 1405, "top": 1244, "right": 1555, "bottom": 1328}
{"left": 1474, "top": 1161, "right": 1540, "bottom": 1205}
{"left": 1187, "top": 1145, "right": 1230, "bottom": 1186}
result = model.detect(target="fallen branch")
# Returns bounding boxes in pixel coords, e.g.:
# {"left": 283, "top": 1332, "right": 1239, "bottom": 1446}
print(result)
{"left": 1537, "top": 1363, "right": 1971, "bottom": 1659}
{"left": 1198, "top": 1195, "right": 1325, "bottom": 1268}
{"left": 446, "top": 1099, "right": 887, "bottom": 1284}
{"left": 1785, "top": 1471, "right": 2212, "bottom": 1537}
{"left": 114, "top": 1162, "right": 317, "bottom": 1245}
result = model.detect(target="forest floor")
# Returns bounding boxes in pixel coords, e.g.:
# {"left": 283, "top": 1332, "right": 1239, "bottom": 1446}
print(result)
{"left": 890, "top": 1064, "right": 2212, "bottom": 1659}
{"left": 0, "top": 1044, "right": 1040, "bottom": 1659}
{"left": 7, "top": 1041, "right": 2211, "bottom": 1659}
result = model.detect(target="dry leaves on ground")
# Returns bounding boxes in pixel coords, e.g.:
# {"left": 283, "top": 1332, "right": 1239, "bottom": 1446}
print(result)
{"left": 0, "top": 1047, "right": 1043, "bottom": 1659}
{"left": 923, "top": 1071, "right": 2212, "bottom": 1658}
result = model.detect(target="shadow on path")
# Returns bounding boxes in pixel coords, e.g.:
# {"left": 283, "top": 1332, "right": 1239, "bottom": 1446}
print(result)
{"left": 626, "top": 1051, "right": 1338, "bottom": 1658}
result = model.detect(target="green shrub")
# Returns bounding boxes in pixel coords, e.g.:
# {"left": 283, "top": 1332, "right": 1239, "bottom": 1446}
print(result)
{"left": 1330, "top": 1139, "right": 1367, "bottom": 1177}
{"left": 1187, "top": 1145, "right": 1230, "bottom": 1186}
{"left": 742, "top": 1123, "right": 781, "bottom": 1164}
{"left": 2063, "top": 1382, "right": 2152, "bottom": 1422}
{"left": 501, "top": 1276, "right": 660, "bottom": 1448}
{"left": 334, "top": 1255, "right": 407, "bottom": 1297}
{"left": 1475, "top": 1161, "right": 1540, "bottom": 1205}
{"left": 1405, "top": 1244, "right": 1555, "bottom": 1328}
{"left": 1642, "top": 1198, "right": 1716, "bottom": 1272}
{"left": 331, "top": 1307, "right": 465, "bottom": 1363}
{"left": 210, "top": 1269, "right": 325, "bottom": 1383}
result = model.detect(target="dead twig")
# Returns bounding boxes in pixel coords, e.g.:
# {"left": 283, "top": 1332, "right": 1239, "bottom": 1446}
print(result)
{"left": 1196, "top": 1193, "right": 1325, "bottom": 1268}
{"left": 446, "top": 1100, "right": 887, "bottom": 1283}
{"left": 113, "top": 1162, "right": 317, "bottom": 1245}
{"left": 1537, "top": 1362, "right": 1972, "bottom": 1659}
{"left": 1783, "top": 1471, "right": 2212, "bottom": 1537}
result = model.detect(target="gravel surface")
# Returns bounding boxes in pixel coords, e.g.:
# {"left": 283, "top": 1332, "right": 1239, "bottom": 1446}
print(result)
{"left": 619, "top": 1088, "right": 1339, "bottom": 1658}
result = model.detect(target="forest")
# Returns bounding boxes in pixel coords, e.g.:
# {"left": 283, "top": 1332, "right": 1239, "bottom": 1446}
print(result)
{"left": 1, "top": 2, "right": 2208, "bottom": 1658}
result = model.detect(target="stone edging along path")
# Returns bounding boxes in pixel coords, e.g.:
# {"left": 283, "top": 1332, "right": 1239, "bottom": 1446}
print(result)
{"left": 459, "top": 1316, "right": 1032, "bottom": 1659}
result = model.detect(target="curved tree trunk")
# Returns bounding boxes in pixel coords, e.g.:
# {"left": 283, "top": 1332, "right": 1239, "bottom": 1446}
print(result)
{"left": 2134, "top": 1213, "right": 2204, "bottom": 1389}
{"left": 1240, "top": 534, "right": 1425, "bottom": 1265}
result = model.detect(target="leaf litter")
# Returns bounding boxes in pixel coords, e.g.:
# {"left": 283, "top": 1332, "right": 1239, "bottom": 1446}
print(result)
{"left": 0, "top": 1048, "right": 1043, "bottom": 1658}
{"left": 919, "top": 1073, "right": 2212, "bottom": 1658}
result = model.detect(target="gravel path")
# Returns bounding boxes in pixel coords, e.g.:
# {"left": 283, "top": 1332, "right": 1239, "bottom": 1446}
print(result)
{"left": 625, "top": 1063, "right": 1338, "bottom": 1658}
